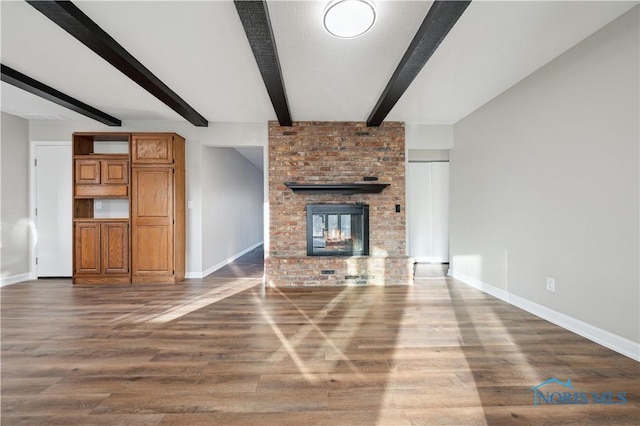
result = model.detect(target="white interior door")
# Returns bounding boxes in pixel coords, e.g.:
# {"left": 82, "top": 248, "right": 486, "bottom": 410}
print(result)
{"left": 35, "top": 144, "right": 72, "bottom": 277}
{"left": 430, "top": 162, "right": 449, "bottom": 262}
{"left": 408, "top": 162, "right": 432, "bottom": 258}
{"left": 408, "top": 162, "right": 449, "bottom": 263}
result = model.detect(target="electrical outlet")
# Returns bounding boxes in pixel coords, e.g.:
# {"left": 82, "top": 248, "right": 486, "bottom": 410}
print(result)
{"left": 95, "top": 200, "right": 102, "bottom": 210}
{"left": 546, "top": 277, "right": 555, "bottom": 292}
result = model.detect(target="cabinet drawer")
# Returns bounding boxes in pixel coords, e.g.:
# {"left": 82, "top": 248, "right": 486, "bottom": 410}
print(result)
{"left": 76, "top": 185, "right": 128, "bottom": 198}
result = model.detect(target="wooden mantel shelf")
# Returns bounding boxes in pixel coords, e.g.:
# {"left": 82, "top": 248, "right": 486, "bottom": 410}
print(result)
{"left": 285, "top": 182, "right": 390, "bottom": 195}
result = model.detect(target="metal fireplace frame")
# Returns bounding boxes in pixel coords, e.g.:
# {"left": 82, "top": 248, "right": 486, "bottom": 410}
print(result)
{"left": 306, "top": 204, "right": 369, "bottom": 256}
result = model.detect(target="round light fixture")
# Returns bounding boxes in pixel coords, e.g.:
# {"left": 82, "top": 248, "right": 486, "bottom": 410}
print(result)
{"left": 323, "top": 0, "right": 376, "bottom": 39}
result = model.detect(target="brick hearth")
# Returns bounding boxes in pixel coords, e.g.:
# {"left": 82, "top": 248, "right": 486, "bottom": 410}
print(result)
{"left": 266, "top": 121, "right": 413, "bottom": 286}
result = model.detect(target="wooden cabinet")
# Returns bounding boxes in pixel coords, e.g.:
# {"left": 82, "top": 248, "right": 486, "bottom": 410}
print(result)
{"left": 72, "top": 132, "right": 185, "bottom": 285}
{"left": 132, "top": 134, "right": 174, "bottom": 165}
{"left": 131, "top": 134, "right": 185, "bottom": 283}
{"left": 131, "top": 168, "right": 174, "bottom": 281}
{"left": 74, "top": 156, "right": 129, "bottom": 198}
{"left": 74, "top": 221, "right": 129, "bottom": 284}
{"left": 102, "top": 222, "right": 130, "bottom": 274}
{"left": 75, "top": 222, "right": 100, "bottom": 274}
{"left": 101, "top": 159, "right": 128, "bottom": 184}
{"left": 75, "top": 159, "right": 101, "bottom": 184}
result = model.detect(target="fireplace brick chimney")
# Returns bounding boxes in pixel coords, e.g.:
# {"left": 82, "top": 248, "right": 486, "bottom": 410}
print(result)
{"left": 266, "top": 121, "right": 413, "bottom": 286}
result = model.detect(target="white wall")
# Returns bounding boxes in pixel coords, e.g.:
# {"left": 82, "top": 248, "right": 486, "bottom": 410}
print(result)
{"left": 28, "top": 120, "right": 268, "bottom": 277}
{"left": 201, "top": 147, "right": 263, "bottom": 276}
{"left": 449, "top": 8, "right": 639, "bottom": 358}
{"left": 405, "top": 124, "right": 453, "bottom": 149}
{"left": 1, "top": 112, "right": 31, "bottom": 284}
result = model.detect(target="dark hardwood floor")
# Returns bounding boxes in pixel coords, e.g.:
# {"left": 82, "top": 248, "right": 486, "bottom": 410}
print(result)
{"left": 2, "top": 246, "right": 638, "bottom": 425}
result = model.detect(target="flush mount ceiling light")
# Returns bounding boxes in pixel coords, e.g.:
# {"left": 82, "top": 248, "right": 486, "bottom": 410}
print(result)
{"left": 323, "top": 0, "right": 376, "bottom": 39}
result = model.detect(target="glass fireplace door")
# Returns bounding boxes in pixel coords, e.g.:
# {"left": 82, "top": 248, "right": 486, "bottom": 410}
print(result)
{"left": 307, "top": 204, "right": 369, "bottom": 256}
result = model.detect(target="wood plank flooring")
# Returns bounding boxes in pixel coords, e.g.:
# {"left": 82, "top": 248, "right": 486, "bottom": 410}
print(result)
{"left": 2, "top": 247, "right": 639, "bottom": 425}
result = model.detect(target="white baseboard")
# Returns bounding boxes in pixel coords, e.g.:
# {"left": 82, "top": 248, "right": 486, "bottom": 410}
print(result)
{"left": 448, "top": 268, "right": 640, "bottom": 362}
{"left": 447, "top": 269, "right": 510, "bottom": 302}
{"left": 186, "top": 241, "right": 263, "bottom": 279}
{"left": 1, "top": 273, "right": 32, "bottom": 287}
{"left": 413, "top": 256, "right": 449, "bottom": 263}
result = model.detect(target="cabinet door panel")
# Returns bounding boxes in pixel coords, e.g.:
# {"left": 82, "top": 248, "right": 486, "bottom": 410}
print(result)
{"left": 132, "top": 225, "right": 172, "bottom": 274}
{"left": 132, "top": 135, "right": 173, "bottom": 164}
{"left": 132, "top": 168, "right": 174, "bottom": 278}
{"left": 102, "top": 223, "right": 129, "bottom": 274}
{"left": 133, "top": 169, "right": 172, "bottom": 218}
{"left": 75, "top": 222, "right": 100, "bottom": 274}
{"left": 75, "top": 159, "right": 100, "bottom": 184}
{"left": 101, "top": 160, "right": 129, "bottom": 184}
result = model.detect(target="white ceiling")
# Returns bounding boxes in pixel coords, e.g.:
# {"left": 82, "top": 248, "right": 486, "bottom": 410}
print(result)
{"left": 1, "top": 0, "right": 637, "bottom": 126}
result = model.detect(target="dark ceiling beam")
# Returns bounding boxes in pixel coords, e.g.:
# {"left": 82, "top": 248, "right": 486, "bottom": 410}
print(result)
{"left": 234, "top": 0, "right": 292, "bottom": 126}
{"left": 27, "top": 0, "right": 208, "bottom": 127}
{"left": 367, "top": 0, "right": 471, "bottom": 127}
{"left": 1, "top": 64, "right": 122, "bottom": 126}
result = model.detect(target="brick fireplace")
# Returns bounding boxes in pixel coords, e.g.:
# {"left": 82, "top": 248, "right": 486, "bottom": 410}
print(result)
{"left": 266, "top": 121, "right": 413, "bottom": 286}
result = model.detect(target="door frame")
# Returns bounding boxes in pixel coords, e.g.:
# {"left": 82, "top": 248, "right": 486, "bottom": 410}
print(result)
{"left": 29, "top": 141, "right": 71, "bottom": 279}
